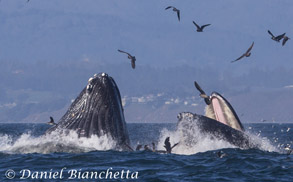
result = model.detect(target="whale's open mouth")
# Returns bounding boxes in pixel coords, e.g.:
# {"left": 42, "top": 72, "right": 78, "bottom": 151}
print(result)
{"left": 211, "top": 96, "right": 228, "bottom": 126}
{"left": 205, "top": 92, "right": 244, "bottom": 132}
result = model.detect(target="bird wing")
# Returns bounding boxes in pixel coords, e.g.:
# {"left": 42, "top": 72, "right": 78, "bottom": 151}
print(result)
{"left": 171, "top": 142, "right": 179, "bottom": 149}
{"left": 50, "top": 117, "right": 54, "bottom": 122}
{"left": 268, "top": 30, "right": 275, "bottom": 38}
{"left": 194, "top": 81, "right": 208, "bottom": 97}
{"left": 194, "top": 81, "right": 211, "bottom": 105}
{"left": 282, "top": 36, "right": 289, "bottom": 46}
{"left": 231, "top": 54, "right": 245, "bottom": 63}
{"left": 176, "top": 10, "right": 180, "bottom": 21}
{"left": 118, "top": 49, "right": 131, "bottom": 57}
{"left": 201, "top": 24, "right": 211, "bottom": 30}
{"left": 131, "top": 59, "right": 135, "bottom": 69}
{"left": 275, "top": 33, "right": 286, "bottom": 41}
{"left": 165, "top": 6, "right": 173, "bottom": 10}
{"left": 245, "top": 41, "right": 254, "bottom": 54}
{"left": 192, "top": 21, "right": 201, "bottom": 29}
{"left": 164, "top": 137, "right": 170, "bottom": 145}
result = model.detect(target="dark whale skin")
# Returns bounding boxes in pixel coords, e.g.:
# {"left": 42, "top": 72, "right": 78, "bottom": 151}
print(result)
{"left": 46, "top": 73, "right": 130, "bottom": 150}
{"left": 177, "top": 112, "right": 259, "bottom": 149}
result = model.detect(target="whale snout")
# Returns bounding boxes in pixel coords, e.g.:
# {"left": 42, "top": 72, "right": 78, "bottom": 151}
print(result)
{"left": 101, "top": 72, "right": 108, "bottom": 77}
{"left": 96, "top": 73, "right": 111, "bottom": 84}
{"left": 87, "top": 73, "right": 111, "bottom": 93}
{"left": 177, "top": 112, "right": 196, "bottom": 122}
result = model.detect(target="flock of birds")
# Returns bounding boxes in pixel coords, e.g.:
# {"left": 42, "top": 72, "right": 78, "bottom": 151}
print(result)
{"left": 117, "top": 5, "right": 292, "bottom": 154}
{"left": 15, "top": 1, "right": 291, "bottom": 68}
{"left": 118, "top": 5, "right": 290, "bottom": 69}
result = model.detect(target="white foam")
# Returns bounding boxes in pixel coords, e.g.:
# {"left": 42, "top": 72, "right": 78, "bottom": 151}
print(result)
{"left": 0, "top": 130, "right": 117, "bottom": 154}
{"left": 157, "top": 120, "right": 279, "bottom": 155}
{"left": 157, "top": 128, "right": 235, "bottom": 155}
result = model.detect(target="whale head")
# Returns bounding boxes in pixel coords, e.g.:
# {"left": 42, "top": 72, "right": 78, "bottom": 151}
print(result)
{"left": 47, "top": 73, "right": 130, "bottom": 150}
{"left": 205, "top": 92, "right": 244, "bottom": 131}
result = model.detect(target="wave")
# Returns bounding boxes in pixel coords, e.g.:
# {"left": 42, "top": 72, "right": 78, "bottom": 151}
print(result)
{"left": 0, "top": 122, "right": 282, "bottom": 155}
{"left": 156, "top": 119, "right": 279, "bottom": 155}
{"left": 0, "top": 130, "right": 117, "bottom": 154}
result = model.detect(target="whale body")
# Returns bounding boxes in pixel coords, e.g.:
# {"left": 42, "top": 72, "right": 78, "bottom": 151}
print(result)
{"left": 177, "top": 112, "right": 259, "bottom": 149}
{"left": 177, "top": 92, "right": 258, "bottom": 149}
{"left": 46, "top": 73, "right": 131, "bottom": 150}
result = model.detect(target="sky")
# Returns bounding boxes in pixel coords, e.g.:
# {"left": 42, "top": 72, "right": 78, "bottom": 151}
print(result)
{"left": 0, "top": 0, "right": 293, "bottom": 122}
{"left": 0, "top": 0, "right": 292, "bottom": 71}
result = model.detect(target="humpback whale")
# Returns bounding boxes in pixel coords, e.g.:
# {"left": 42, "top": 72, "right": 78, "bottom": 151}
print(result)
{"left": 194, "top": 81, "right": 244, "bottom": 131}
{"left": 187, "top": 82, "right": 259, "bottom": 148}
{"left": 46, "top": 73, "right": 131, "bottom": 150}
{"left": 177, "top": 112, "right": 258, "bottom": 149}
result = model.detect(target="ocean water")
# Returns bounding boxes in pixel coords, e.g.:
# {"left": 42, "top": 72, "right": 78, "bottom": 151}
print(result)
{"left": 0, "top": 123, "right": 292, "bottom": 181}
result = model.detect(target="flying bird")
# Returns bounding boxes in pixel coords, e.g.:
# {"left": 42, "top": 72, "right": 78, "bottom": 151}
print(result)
{"left": 282, "top": 35, "right": 290, "bottom": 46}
{"left": 192, "top": 21, "right": 211, "bottom": 32}
{"left": 47, "top": 116, "right": 56, "bottom": 125}
{"left": 165, "top": 6, "right": 180, "bottom": 21}
{"left": 231, "top": 42, "right": 254, "bottom": 63}
{"left": 194, "top": 81, "right": 211, "bottom": 105}
{"left": 268, "top": 30, "right": 286, "bottom": 42}
{"left": 118, "top": 49, "right": 136, "bottom": 69}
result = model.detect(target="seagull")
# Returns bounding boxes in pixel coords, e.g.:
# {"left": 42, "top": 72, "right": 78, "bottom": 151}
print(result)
{"left": 285, "top": 145, "right": 292, "bottom": 155}
{"left": 164, "top": 137, "right": 179, "bottom": 154}
{"left": 152, "top": 142, "right": 156, "bottom": 152}
{"left": 135, "top": 144, "right": 142, "bottom": 151}
{"left": 192, "top": 21, "right": 211, "bottom": 32}
{"left": 231, "top": 42, "right": 254, "bottom": 63}
{"left": 217, "top": 151, "right": 227, "bottom": 158}
{"left": 282, "top": 35, "right": 290, "bottom": 46}
{"left": 260, "top": 119, "right": 267, "bottom": 122}
{"left": 118, "top": 49, "right": 136, "bottom": 69}
{"left": 194, "top": 81, "right": 211, "bottom": 105}
{"left": 144, "top": 145, "right": 152, "bottom": 151}
{"left": 268, "top": 30, "right": 286, "bottom": 42}
{"left": 165, "top": 6, "right": 180, "bottom": 21}
{"left": 47, "top": 116, "right": 56, "bottom": 125}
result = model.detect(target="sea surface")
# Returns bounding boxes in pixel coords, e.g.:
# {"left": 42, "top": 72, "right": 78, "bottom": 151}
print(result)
{"left": 0, "top": 123, "right": 293, "bottom": 182}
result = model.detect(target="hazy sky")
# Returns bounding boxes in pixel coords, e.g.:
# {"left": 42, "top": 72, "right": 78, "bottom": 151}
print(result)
{"left": 0, "top": 0, "right": 293, "bottom": 122}
{"left": 0, "top": 0, "right": 292, "bottom": 72}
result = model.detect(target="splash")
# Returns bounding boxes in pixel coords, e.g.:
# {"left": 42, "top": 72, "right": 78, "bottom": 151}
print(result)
{"left": 0, "top": 130, "right": 117, "bottom": 154}
{"left": 157, "top": 117, "right": 278, "bottom": 155}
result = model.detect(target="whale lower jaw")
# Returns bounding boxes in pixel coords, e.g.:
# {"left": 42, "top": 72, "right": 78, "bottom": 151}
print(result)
{"left": 177, "top": 112, "right": 259, "bottom": 149}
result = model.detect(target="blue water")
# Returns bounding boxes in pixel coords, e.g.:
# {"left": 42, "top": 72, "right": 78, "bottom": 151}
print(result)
{"left": 0, "top": 123, "right": 293, "bottom": 181}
